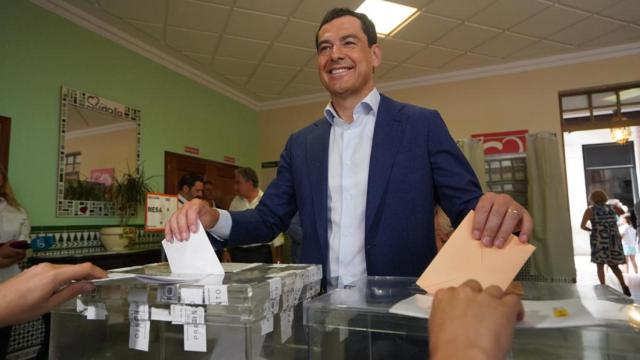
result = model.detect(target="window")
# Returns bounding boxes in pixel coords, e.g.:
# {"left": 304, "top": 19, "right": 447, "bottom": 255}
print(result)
{"left": 65, "top": 152, "right": 81, "bottom": 180}
{"left": 560, "top": 83, "right": 640, "bottom": 132}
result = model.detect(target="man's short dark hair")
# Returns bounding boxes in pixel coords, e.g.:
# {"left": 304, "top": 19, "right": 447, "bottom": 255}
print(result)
{"left": 315, "top": 8, "right": 378, "bottom": 50}
{"left": 178, "top": 173, "right": 204, "bottom": 190}
{"left": 235, "top": 167, "right": 259, "bottom": 188}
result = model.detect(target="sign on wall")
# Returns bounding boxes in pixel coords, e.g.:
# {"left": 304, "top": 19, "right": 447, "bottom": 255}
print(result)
{"left": 145, "top": 193, "right": 178, "bottom": 231}
{"left": 471, "top": 130, "right": 528, "bottom": 155}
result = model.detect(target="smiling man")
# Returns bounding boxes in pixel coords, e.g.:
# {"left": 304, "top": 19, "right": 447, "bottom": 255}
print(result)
{"left": 166, "top": 8, "right": 532, "bottom": 287}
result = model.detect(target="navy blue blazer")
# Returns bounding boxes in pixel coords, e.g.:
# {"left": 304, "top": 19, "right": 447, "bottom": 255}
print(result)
{"left": 227, "top": 95, "right": 482, "bottom": 279}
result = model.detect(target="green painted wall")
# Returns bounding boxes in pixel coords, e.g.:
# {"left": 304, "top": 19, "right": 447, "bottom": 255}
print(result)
{"left": 0, "top": 1, "right": 258, "bottom": 226}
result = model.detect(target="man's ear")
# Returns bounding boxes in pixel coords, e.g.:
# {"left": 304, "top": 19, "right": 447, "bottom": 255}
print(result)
{"left": 180, "top": 185, "right": 189, "bottom": 193}
{"left": 371, "top": 44, "right": 382, "bottom": 69}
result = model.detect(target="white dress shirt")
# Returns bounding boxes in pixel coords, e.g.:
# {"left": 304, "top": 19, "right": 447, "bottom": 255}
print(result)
{"left": 324, "top": 89, "right": 379, "bottom": 285}
{"left": 211, "top": 89, "right": 381, "bottom": 286}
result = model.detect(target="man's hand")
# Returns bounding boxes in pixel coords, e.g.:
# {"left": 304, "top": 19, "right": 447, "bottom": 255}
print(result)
{"left": 0, "top": 262, "right": 107, "bottom": 327}
{"left": 165, "top": 199, "right": 220, "bottom": 241}
{"left": 0, "top": 242, "right": 27, "bottom": 268}
{"left": 472, "top": 192, "right": 533, "bottom": 248}
{"left": 429, "top": 279, "right": 524, "bottom": 360}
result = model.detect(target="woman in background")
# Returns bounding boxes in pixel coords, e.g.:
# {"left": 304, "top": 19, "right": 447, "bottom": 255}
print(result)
{"left": 580, "top": 190, "right": 630, "bottom": 296}
{"left": 0, "top": 165, "right": 30, "bottom": 357}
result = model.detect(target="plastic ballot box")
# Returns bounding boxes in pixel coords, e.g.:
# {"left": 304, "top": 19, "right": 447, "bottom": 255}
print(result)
{"left": 49, "top": 262, "right": 322, "bottom": 359}
{"left": 303, "top": 277, "right": 640, "bottom": 360}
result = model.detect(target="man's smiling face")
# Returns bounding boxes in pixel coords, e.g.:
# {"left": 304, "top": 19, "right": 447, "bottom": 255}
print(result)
{"left": 316, "top": 15, "right": 381, "bottom": 102}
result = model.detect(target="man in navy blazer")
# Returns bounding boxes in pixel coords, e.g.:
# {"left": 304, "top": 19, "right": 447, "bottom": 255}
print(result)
{"left": 166, "top": 8, "right": 533, "bottom": 285}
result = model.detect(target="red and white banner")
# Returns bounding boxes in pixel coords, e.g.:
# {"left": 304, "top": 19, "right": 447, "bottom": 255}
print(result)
{"left": 471, "top": 130, "right": 528, "bottom": 155}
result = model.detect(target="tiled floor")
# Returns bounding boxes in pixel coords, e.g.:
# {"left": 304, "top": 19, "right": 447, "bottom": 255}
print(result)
{"left": 574, "top": 255, "right": 639, "bottom": 299}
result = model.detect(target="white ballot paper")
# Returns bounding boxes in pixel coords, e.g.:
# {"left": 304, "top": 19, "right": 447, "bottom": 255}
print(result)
{"left": 162, "top": 221, "right": 224, "bottom": 275}
{"left": 389, "top": 294, "right": 606, "bottom": 328}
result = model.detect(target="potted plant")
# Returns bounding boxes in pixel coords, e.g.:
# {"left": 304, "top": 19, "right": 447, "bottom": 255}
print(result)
{"left": 100, "top": 168, "right": 153, "bottom": 251}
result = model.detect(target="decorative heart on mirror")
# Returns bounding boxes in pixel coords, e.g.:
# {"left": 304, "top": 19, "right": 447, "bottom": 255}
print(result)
{"left": 86, "top": 95, "right": 100, "bottom": 107}
{"left": 79, "top": 206, "right": 88, "bottom": 214}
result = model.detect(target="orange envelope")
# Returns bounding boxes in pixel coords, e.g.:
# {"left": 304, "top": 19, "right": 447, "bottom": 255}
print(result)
{"left": 417, "top": 210, "right": 535, "bottom": 294}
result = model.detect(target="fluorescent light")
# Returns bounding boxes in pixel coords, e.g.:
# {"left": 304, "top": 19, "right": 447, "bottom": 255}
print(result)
{"left": 356, "top": 0, "right": 418, "bottom": 35}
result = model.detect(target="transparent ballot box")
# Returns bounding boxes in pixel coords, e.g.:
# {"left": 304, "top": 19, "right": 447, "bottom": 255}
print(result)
{"left": 49, "top": 262, "right": 322, "bottom": 359}
{"left": 304, "top": 277, "right": 640, "bottom": 360}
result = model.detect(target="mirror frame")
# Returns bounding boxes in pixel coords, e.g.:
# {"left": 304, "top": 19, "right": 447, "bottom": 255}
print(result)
{"left": 57, "top": 86, "right": 141, "bottom": 217}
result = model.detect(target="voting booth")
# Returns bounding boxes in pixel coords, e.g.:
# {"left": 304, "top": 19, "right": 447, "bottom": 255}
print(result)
{"left": 49, "top": 262, "right": 322, "bottom": 359}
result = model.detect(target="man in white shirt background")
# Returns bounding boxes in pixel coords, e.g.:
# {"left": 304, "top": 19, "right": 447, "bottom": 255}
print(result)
{"left": 226, "top": 167, "right": 284, "bottom": 263}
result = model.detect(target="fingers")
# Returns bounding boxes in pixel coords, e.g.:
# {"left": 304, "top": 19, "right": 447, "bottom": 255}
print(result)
{"left": 461, "top": 279, "right": 482, "bottom": 292}
{"left": 164, "top": 220, "right": 173, "bottom": 242}
{"left": 501, "top": 293, "right": 525, "bottom": 322}
{"left": 480, "top": 201, "right": 510, "bottom": 247}
{"left": 168, "top": 210, "right": 182, "bottom": 241}
{"left": 473, "top": 193, "right": 532, "bottom": 247}
{"left": 0, "top": 246, "right": 26, "bottom": 258}
{"left": 50, "top": 262, "right": 107, "bottom": 285}
{"left": 518, "top": 212, "right": 533, "bottom": 243}
{"left": 177, "top": 206, "right": 190, "bottom": 241}
{"left": 187, "top": 204, "right": 201, "bottom": 234}
{"left": 472, "top": 193, "right": 495, "bottom": 240}
{"left": 494, "top": 207, "right": 523, "bottom": 248}
{"left": 166, "top": 200, "right": 211, "bottom": 241}
{"left": 484, "top": 285, "right": 504, "bottom": 299}
{"left": 46, "top": 281, "right": 95, "bottom": 310}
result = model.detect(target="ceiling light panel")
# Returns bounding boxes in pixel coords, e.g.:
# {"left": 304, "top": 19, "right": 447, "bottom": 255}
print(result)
{"left": 356, "top": 0, "right": 418, "bottom": 35}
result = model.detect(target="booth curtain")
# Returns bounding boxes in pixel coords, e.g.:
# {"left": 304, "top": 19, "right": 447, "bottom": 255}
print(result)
{"left": 526, "top": 132, "right": 576, "bottom": 281}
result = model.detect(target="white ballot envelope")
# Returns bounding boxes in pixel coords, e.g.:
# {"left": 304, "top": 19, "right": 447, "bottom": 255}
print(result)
{"left": 162, "top": 221, "right": 224, "bottom": 275}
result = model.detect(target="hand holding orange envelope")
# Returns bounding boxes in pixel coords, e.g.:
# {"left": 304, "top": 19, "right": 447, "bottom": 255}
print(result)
{"left": 417, "top": 210, "right": 536, "bottom": 294}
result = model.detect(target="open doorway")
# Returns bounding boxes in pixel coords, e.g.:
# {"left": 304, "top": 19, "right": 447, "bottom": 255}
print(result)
{"left": 560, "top": 83, "right": 640, "bottom": 297}
{"left": 564, "top": 128, "right": 640, "bottom": 291}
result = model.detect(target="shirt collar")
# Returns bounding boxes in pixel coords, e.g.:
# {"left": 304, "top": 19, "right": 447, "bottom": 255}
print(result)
{"left": 243, "top": 189, "right": 263, "bottom": 207}
{"left": 324, "top": 88, "right": 380, "bottom": 127}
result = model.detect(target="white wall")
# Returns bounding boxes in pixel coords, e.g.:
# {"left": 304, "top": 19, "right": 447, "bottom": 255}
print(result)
{"left": 563, "top": 127, "right": 640, "bottom": 256}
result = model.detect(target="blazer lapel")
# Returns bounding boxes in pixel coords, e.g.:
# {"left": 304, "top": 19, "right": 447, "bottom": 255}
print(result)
{"left": 307, "top": 119, "right": 331, "bottom": 259}
{"left": 365, "top": 95, "right": 405, "bottom": 243}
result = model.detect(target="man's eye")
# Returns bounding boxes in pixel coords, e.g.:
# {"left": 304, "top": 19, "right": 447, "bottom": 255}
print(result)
{"left": 318, "top": 45, "right": 330, "bottom": 53}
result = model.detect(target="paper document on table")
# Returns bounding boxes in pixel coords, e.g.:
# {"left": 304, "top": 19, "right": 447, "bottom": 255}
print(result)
{"left": 417, "top": 210, "right": 535, "bottom": 294}
{"left": 162, "top": 221, "right": 224, "bottom": 275}
{"left": 388, "top": 294, "right": 434, "bottom": 319}
{"left": 389, "top": 295, "right": 603, "bottom": 328}
{"left": 518, "top": 299, "right": 599, "bottom": 328}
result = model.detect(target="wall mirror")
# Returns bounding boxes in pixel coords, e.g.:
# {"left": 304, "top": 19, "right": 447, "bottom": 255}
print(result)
{"left": 57, "top": 86, "right": 141, "bottom": 217}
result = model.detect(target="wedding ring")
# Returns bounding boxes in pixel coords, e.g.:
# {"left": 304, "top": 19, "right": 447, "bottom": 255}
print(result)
{"left": 507, "top": 208, "right": 521, "bottom": 217}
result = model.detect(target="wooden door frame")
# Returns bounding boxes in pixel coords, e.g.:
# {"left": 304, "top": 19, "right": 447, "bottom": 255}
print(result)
{"left": 164, "top": 151, "right": 239, "bottom": 209}
{"left": 0, "top": 116, "right": 10, "bottom": 173}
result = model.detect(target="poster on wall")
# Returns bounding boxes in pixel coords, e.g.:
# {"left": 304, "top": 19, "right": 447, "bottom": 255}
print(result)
{"left": 145, "top": 193, "right": 178, "bottom": 231}
{"left": 471, "top": 130, "right": 528, "bottom": 156}
{"left": 90, "top": 168, "right": 115, "bottom": 186}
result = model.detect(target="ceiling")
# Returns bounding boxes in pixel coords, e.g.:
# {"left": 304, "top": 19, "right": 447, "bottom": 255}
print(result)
{"left": 36, "top": 0, "right": 640, "bottom": 108}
